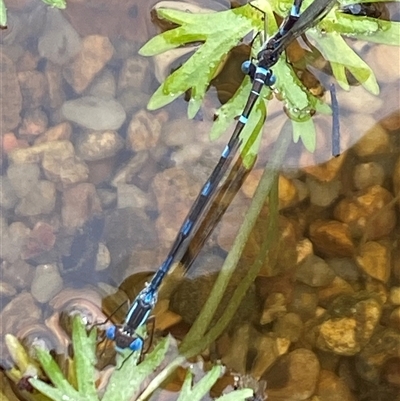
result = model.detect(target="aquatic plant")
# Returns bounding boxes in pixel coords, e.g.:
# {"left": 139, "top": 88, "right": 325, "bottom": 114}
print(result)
{"left": 4, "top": 317, "right": 253, "bottom": 401}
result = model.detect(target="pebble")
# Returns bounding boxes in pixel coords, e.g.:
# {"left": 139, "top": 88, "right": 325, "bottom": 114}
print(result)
{"left": 19, "top": 108, "right": 48, "bottom": 138}
{"left": 265, "top": 349, "right": 320, "bottom": 401}
{"left": 41, "top": 140, "right": 89, "bottom": 187}
{"left": 63, "top": 35, "right": 114, "bottom": 93}
{"left": 295, "top": 254, "right": 336, "bottom": 287}
{"left": 260, "top": 292, "right": 287, "bottom": 325}
{"left": 0, "top": 50, "right": 22, "bottom": 132}
{"left": 0, "top": 282, "right": 17, "bottom": 298}
{"left": 35, "top": 122, "right": 72, "bottom": 145}
{"left": 356, "top": 328, "right": 400, "bottom": 383}
{"left": 0, "top": 176, "right": 18, "bottom": 210}
{"left": 318, "top": 276, "right": 354, "bottom": 307}
{"left": 44, "top": 61, "right": 65, "bottom": 109}
{"left": 353, "top": 162, "right": 385, "bottom": 190}
{"left": 117, "top": 184, "right": 149, "bottom": 210}
{"left": 76, "top": 130, "right": 124, "bottom": 161}
{"left": 355, "top": 241, "right": 391, "bottom": 283}
{"left": 389, "top": 287, "right": 400, "bottom": 305}
{"left": 7, "top": 163, "right": 40, "bottom": 198}
{"left": 31, "top": 264, "right": 63, "bottom": 303}
{"left": 306, "top": 176, "right": 341, "bottom": 207}
{"left": 288, "top": 283, "right": 318, "bottom": 321}
{"left": 315, "top": 370, "right": 356, "bottom": 401}
{"left": 38, "top": 8, "right": 81, "bottom": 65}
{"left": 88, "top": 68, "right": 116, "bottom": 99}
{"left": 334, "top": 185, "right": 396, "bottom": 240}
{"left": 353, "top": 123, "right": 390, "bottom": 157}
{"left": 118, "top": 56, "right": 151, "bottom": 92}
{"left": 0, "top": 292, "right": 41, "bottom": 338}
{"left": 309, "top": 220, "right": 355, "bottom": 258}
{"left": 95, "top": 243, "right": 111, "bottom": 271}
{"left": 0, "top": 259, "right": 34, "bottom": 290}
{"left": 302, "top": 153, "right": 346, "bottom": 182}
{"left": 17, "top": 70, "right": 48, "bottom": 109}
{"left": 126, "top": 109, "right": 166, "bottom": 151}
{"left": 273, "top": 312, "right": 303, "bottom": 343}
{"left": 15, "top": 180, "right": 56, "bottom": 217}
{"left": 315, "top": 294, "right": 382, "bottom": 355}
{"left": 22, "top": 221, "right": 56, "bottom": 260}
{"left": 62, "top": 183, "right": 102, "bottom": 229}
{"left": 61, "top": 96, "right": 126, "bottom": 130}
{"left": 0, "top": 222, "right": 30, "bottom": 263}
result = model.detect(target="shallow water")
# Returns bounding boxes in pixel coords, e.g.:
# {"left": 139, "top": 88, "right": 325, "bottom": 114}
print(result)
{"left": 0, "top": 0, "right": 400, "bottom": 400}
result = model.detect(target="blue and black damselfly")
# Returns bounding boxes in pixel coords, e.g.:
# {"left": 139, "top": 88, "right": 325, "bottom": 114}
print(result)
{"left": 106, "top": 0, "right": 337, "bottom": 352}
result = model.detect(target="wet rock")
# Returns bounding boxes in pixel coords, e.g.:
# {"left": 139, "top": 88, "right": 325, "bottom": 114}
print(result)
{"left": 38, "top": 8, "right": 81, "bottom": 65}
{"left": 63, "top": 35, "right": 114, "bottom": 93}
{"left": 17, "top": 70, "right": 48, "bottom": 109}
{"left": 118, "top": 56, "right": 151, "bottom": 92}
{"left": 355, "top": 241, "right": 391, "bottom": 283}
{"left": 1, "top": 259, "right": 34, "bottom": 290}
{"left": 309, "top": 220, "right": 355, "bottom": 258}
{"left": 44, "top": 61, "right": 65, "bottom": 109}
{"left": 260, "top": 292, "right": 287, "bottom": 325}
{"left": 389, "top": 287, "right": 400, "bottom": 305}
{"left": 327, "top": 258, "right": 361, "bottom": 283}
{"left": 318, "top": 276, "right": 354, "bottom": 307}
{"left": 0, "top": 222, "right": 30, "bottom": 263}
{"left": 295, "top": 254, "right": 336, "bottom": 287}
{"left": 88, "top": 68, "right": 116, "bottom": 99}
{"left": 306, "top": 176, "right": 341, "bottom": 207}
{"left": 334, "top": 185, "right": 396, "bottom": 240}
{"left": 356, "top": 327, "right": 400, "bottom": 383}
{"left": 315, "top": 370, "right": 356, "bottom": 401}
{"left": 0, "top": 292, "right": 41, "bottom": 338}
{"left": 15, "top": 180, "right": 56, "bottom": 216}
{"left": 76, "top": 130, "right": 124, "bottom": 161}
{"left": 18, "top": 108, "right": 48, "bottom": 138}
{"left": 389, "top": 307, "right": 400, "bottom": 330}
{"left": 277, "top": 175, "right": 299, "bottom": 209}
{"left": 273, "top": 312, "right": 304, "bottom": 343}
{"left": 0, "top": 282, "right": 17, "bottom": 298}
{"left": 31, "top": 264, "right": 63, "bottom": 303}
{"left": 62, "top": 183, "right": 102, "bottom": 229}
{"left": 353, "top": 162, "right": 385, "bottom": 190}
{"left": 353, "top": 123, "right": 390, "bottom": 157}
{"left": 41, "top": 140, "right": 89, "bottom": 187}
{"left": 35, "top": 122, "right": 72, "bottom": 145}
{"left": 303, "top": 154, "right": 346, "bottom": 182}
{"left": 265, "top": 349, "right": 320, "bottom": 401}
{"left": 314, "top": 294, "right": 382, "bottom": 356}
{"left": 7, "top": 163, "right": 40, "bottom": 198}
{"left": 0, "top": 176, "right": 18, "bottom": 210}
{"left": 95, "top": 243, "right": 110, "bottom": 271}
{"left": 61, "top": 96, "right": 126, "bottom": 130}
{"left": 288, "top": 283, "right": 318, "bottom": 320}
{"left": 126, "top": 109, "right": 166, "bottom": 151}
{"left": 117, "top": 184, "right": 150, "bottom": 210}
{"left": 152, "top": 166, "right": 202, "bottom": 244}
{"left": 22, "top": 221, "right": 56, "bottom": 260}
{"left": 97, "top": 188, "right": 117, "bottom": 209}
{"left": 0, "top": 51, "right": 22, "bottom": 131}
{"left": 2, "top": 132, "right": 27, "bottom": 155}
{"left": 252, "top": 335, "right": 289, "bottom": 380}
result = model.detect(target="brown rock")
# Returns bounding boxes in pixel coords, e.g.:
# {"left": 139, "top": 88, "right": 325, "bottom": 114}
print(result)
{"left": 265, "top": 349, "right": 320, "bottom": 401}
{"left": 35, "top": 122, "right": 72, "bottom": 145}
{"left": 63, "top": 35, "right": 114, "bottom": 93}
{"left": 62, "top": 183, "right": 102, "bottom": 229}
{"left": 334, "top": 185, "right": 396, "bottom": 240}
{"left": 0, "top": 51, "right": 22, "bottom": 131}
{"left": 356, "top": 241, "right": 391, "bottom": 283}
{"left": 303, "top": 153, "right": 346, "bottom": 182}
{"left": 19, "top": 108, "right": 48, "bottom": 137}
{"left": 315, "top": 370, "right": 356, "bottom": 401}
{"left": 18, "top": 70, "right": 48, "bottom": 109}
{"left": 309, "top": 220, "right": 355, "bottom": 258}
{"left": 353, "top": 123, "right": 390, "bottom": 157}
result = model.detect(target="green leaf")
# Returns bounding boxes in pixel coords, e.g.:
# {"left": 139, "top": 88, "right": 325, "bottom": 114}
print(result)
{"left": 72, "top": 317, "right": 98, "bottom": 398}
{"left": 215, "top": 389, "right": 254, "bottom": 401}
{"left": 0, "top": 0, "right": 6, "bottom": 29}
{"left": 102, "top": 336, "right": 170, "bottom": 401}
{"left": 308, "top": 30, "right": 379, "bottom": 94}
{"left": 141, "top": 3, "right": 264, "bottom": 118}
{"left": 292, "top": 118, "right": 317, "bottom": 153}
{"left": 41, "top": 0, "right": 66, "bottom": 9}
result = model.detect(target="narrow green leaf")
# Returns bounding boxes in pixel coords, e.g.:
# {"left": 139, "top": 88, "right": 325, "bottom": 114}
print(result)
{"left": 41, "top": 0, "right": 66, "bottom": 9}
{"left": 331, "top": 62, "right": 350, "bottom": 90}
{"left": 0, "top": 0, "right": 7, "bottom": 28}
{"left": 216, "top": 389, "right": 254, "bottom": 401}
{"left": 29, "top": 348, "right": 87, "bottom": 401}
{"left": 177, "top": 365, "right": 221, "bottom": 401}
{"left": 72, "top": 317, "right": 97, "bottom": 398}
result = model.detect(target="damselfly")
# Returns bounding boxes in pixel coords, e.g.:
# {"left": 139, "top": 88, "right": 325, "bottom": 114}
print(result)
{"left": 106, "top": 0, "right": 336, "bottom": 352}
